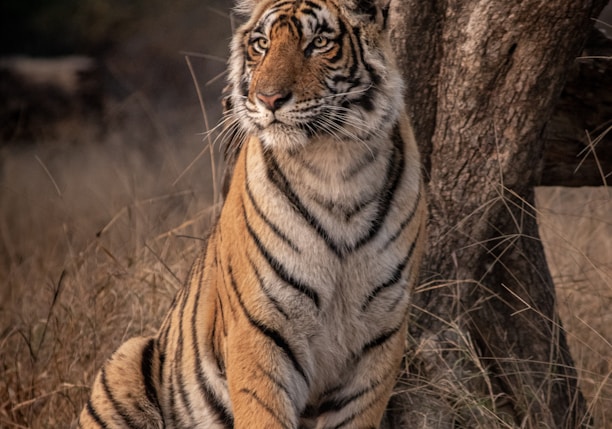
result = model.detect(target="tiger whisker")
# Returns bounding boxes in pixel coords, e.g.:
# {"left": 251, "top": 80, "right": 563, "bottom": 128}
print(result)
{"left": 321, "top": 84, "right": 374, "bottom": 99}
{"left": 313, "top": 115, "right": 376, "bottom": 156}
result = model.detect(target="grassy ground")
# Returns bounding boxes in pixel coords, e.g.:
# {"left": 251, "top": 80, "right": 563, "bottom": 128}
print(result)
{"left": 0, "top": 124, "right": 221, "bottom": 427}
{"left": 0, "top": 2, "right": 230, "bottom": 426}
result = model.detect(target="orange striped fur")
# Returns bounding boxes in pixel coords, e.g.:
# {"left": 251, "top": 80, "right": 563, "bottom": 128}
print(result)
{"left": 79, "top": 0, "right": 425, "bottom": 427}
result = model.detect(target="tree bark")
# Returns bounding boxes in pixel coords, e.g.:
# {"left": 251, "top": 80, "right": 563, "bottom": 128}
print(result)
{"left": 386, "top": 1, "right": 608, "bottom": 428}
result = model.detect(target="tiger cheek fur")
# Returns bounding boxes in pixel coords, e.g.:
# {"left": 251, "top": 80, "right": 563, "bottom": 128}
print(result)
{"left": 78, "top": 1, "right": 425, "bottom": 428}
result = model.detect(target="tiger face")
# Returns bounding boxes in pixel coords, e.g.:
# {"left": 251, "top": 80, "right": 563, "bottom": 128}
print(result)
{"left": 228, "top": 0, "right": 404, "bottom": 150}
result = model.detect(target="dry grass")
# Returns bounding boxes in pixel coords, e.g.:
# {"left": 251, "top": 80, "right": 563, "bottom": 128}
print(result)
{"left": 0, "top": 103, "right": 222, "bottom": 427}
{"left": 391, "top": 186, "right": 612, "bottom": 429}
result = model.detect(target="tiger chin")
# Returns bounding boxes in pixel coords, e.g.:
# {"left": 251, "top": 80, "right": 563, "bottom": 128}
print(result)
{"left": 78, "top": 0, "right": 426, "bottom": 428}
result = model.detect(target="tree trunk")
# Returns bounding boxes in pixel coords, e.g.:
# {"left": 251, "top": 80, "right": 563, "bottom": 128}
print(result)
{"left": 386, "top": 1, "right": 608, "bottom": 428}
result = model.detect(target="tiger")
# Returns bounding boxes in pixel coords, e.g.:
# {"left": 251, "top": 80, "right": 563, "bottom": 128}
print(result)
{"left": 78, "top": 0, "right": 425, "bottom": 428}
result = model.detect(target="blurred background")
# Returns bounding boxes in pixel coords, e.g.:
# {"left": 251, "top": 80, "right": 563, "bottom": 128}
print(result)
{"left": 0, "top": 0, "right": 233, "bottom": 143}
{"left": 0, "top": 1, "right": 235, "bottom": 426}
{"left": 0, "top": 1, "right": 610, "bottom": 428}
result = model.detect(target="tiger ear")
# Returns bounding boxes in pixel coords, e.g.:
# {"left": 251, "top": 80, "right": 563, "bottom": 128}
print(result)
{"left": 233, "top": 0, "right": 266, "bottom": 17}
{"left": 350, "top": 0, "right": 390, "bottom": 30}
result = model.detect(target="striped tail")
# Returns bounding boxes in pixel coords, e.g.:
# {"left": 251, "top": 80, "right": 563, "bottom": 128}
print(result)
{"left": 78, "top": 337, "right": 163, "bottom": 429}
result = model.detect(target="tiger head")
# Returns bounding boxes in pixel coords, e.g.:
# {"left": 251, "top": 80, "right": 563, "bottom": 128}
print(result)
{"left": 227, "top": 0, "right": 404, "bottom": 150}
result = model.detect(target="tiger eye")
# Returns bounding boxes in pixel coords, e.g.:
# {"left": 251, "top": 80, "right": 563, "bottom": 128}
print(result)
{"left": 313, "top": 36, "right": 329, "bottom": 49}
{"left": 254, "top": 37, "right": 270, "bottom": 52}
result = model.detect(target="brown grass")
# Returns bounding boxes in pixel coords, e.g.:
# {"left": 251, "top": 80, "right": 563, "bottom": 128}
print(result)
{"left": 0, "top": 104, "right": 221, "bottom": 427}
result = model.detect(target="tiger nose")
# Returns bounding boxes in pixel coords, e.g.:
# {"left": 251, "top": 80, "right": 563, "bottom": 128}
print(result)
{"left": 256, "top": 91, "right": 292, "bottom": 112}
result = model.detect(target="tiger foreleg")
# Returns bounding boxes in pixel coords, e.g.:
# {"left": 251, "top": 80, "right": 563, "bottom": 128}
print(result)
{"left": 314, "top": 321, "right": 408, "bottom": 429}
{"left": 78, "top": 336, "right": 163, "bottom": 429}
{"left": 225, "top": 321, "right": 310, "bottom": 429}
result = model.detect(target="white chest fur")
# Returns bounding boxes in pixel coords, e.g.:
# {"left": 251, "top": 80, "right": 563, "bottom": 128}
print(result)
{"left": 241, "top": 128, "right": 421, "bottom": 394}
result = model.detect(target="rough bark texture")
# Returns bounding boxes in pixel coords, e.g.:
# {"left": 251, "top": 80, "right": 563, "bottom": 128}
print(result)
{"left": 386, "top": 1, "right": 608, "bottom": 428}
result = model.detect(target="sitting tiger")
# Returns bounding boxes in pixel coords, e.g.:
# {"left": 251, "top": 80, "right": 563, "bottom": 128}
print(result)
{"left": 78, "top": 0, "right": 425, "bottom": 427}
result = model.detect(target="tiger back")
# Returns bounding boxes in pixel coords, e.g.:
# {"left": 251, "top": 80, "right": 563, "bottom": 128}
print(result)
{"left": 78, "top": 0, "right": 425, "bottom": 428}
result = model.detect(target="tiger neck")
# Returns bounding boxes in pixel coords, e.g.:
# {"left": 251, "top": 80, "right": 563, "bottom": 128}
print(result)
{"left": 221, "top": 123, "right": 407, "bottom": 259}
{"left": 249, "top": 131, "right": 399, "bottom": 197}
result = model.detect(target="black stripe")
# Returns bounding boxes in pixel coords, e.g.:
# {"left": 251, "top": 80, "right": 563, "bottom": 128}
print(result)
{"left": 352, "top": 124, "right": 405, "bottom": 251}
{"left": 325, "top": 393, "right": 380, "bottom": 429}
{"left": 218, "top": 248, "right": 239, "bottom": 320}
{"left": 360, "top": 323, "right": 403, "bottom": 356}
{"left": 140, "top": 339, "right": 162, "bottom": 416}
{"left": 263, "top": 147, "right": 344, "bottom": 257}
{"left": 191, "top": 263, "right": 234, "bottom": 427}
{"left": 214, "top": 242, "right": 238, "bottom": 321}
{"left": 304, "top": 0, "right": 322, "bottom": 10}
{"left": 341, "top": 20, "right": 359, "bottom": 81}
{"left": 381, "top": 2, "right": 390, "bottom": 28}
{"left": 382, "top": 189, "right": 421, "bottom": 250}
{"left": 314, "top": 191, "right": 376, "bottom": 223}
{"left": 289, "top": 16, "right": 304, "bottom": 39}
{"left": 315, "top": 13, "right": 335, "bottom": 34}
{"left": 343, "top": 146, "right": 380, "bottom": 180}
{"left": 211, "top": 302, "right": 227, "bottom": 376}
{"left": 173, "top": 283, "right": 195, "bottom": 427}
{"left": 327, "top": 40, "right": 344, "bottom": 64}
{"left": 244, "top": 203, "right": 320, "bottom": 308}
{"left": 216, "top": 295, "right": 228, "bottom": 337}
{"left": 318, "top": 372, "right": 392, "bottom": 418}
{"left": 156, "top": 284, "right": 185, "bottom": 363}
{"left": 227, "top": 263, "right": 309, "bottom": 384}
{"left": 84, "top": 399, "right": 110, "bottom": 429}
{"left": 157, "top": 346, "right": 166, "bottom": 402}
{"left": 298, "top": 8, "right": 315, "bottom": 21}
{"left": 322, "top": 377, "right": 392, "bottom": 429}
{"left": 343, "top": 27, "right": 379, "bottom": 111}
{"left": 263, "top": 126, "right": 404, "bottom": 256}
{"left": 245, "top": 172, "right": 300, "bottom": 253}
{"left": 210, "top": 306, "right": 220, "bottom": 370}
{"left": 301, "top": 404, "right": 319, "bottom": 419}
{"left": 342, "top": 196, "right": 375, "bottom": 222}
{"left": 100, "top": 367, "right": 142, "bottom": 429}
{"left": 240, "top": 78, "right": 249, "bottom": 98}
{"left": 266, "top": 0, "right": 294, "bottom": 15}
{"left": 239, "top": 388, "right": 292, "bottom": 429}
{"left": 319, "top": 384, "right": 374, "bottom": 414}
{"left": 361, "top": 250, "right": 412, "bottom": 311}
{"left": 166, "top": 367, "right": 178, "bottom": 427}
{"left": 257, "top": 362, "right": 294, "bottom": 401}
{"left": 355, "top": 89, "right": 375, "bottom": 111}
{"left": 275, "top": 15, "right": 301, "bottom": 39}
{"left": 157, "top": 287, "right": 182, "bottom": 367}
{"left": 385, "top": 285, "right": 407, "bottom": 313}
{"left": 352, "top": 26, "right": 380, "bottom": 85}
{"left": 248, "top": 256, "right": 290, "bottom": 319}
{"left": 355, "top": 0, "right": 377, "bottom": 20}
{"left": 290, "top": 150, "right": 323, "bottom": 177}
